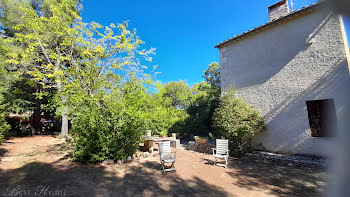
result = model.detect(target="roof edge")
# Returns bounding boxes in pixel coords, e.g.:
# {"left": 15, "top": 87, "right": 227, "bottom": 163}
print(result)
{"left": 215, "top": 2, "right": 323, "bottom": 49}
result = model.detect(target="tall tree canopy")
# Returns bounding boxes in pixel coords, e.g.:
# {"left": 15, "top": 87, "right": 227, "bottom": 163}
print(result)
{"left": 166, "top": 62, "right": 221, "bottom": 137}
{"left": 203, "top": 62, "right": 220, "bottom": 95}
{"left": 0, "top": 0, "right": 82, "bottom": 135}
{"left": 162, "top": 81, "right": 192, "bottom": 110}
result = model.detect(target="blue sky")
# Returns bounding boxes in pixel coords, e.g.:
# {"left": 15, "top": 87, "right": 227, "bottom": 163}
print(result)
{"left": 81, "top": 0, "right": 349, "bottom": 86}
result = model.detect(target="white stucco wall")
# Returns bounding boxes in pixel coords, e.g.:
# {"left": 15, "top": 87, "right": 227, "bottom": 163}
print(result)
{"left": 219, "top": 7, "right": 350, "bottom": 157}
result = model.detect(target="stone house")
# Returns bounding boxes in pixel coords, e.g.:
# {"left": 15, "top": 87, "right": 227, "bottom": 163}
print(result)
{"left": 216, "top": 0, "right": 350, "bottom": 157}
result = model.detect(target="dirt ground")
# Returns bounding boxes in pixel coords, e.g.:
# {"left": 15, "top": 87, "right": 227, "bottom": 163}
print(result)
{"left": 0, "top": 136, "right": 326, "bottom": 197}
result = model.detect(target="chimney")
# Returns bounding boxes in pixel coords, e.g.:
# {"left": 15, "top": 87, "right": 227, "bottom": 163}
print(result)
{"left": 268, "top": 0, "right": 290, "bottom": 22}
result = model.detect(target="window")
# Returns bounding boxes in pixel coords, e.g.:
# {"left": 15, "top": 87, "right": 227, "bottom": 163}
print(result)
{"left": 306, "top": 99, "right": 337, "bottom": 137}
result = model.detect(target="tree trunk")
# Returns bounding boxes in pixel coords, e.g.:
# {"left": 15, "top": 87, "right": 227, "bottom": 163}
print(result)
{"left": 61, "top": 108, "right": 68, "bottom": 136}
{"left": 53, "top": 50, "right": 68, "bottom": 136}
{"left": 56, "top": 78, "right": 68, "bottom": 136}
{"left": 32, "top": 84, "right": 42, "bottom": 133}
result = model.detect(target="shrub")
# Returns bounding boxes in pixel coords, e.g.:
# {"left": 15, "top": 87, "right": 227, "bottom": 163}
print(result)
{"left": 66, "top": 80, "right": 182, "bottom": 163}
{"left": 141, "top": 90, "right": 188, "bottom": 137}
{"left": 0, "top": 94, "right": 10, "bottom": 143}
{"left": 67, "top": 80, "right": 151, "bottom": 163}
{"left": 213, "top": 88, "right": 266, "bottom": 156}
{"left": 69, "top": 105, "right": 143, "bottom": 163}
{"left": 0, "top": 114, "right": 10, "bottom": 143}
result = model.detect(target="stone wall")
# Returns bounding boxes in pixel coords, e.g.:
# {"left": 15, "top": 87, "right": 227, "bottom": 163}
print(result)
{"left": 268, "top": 0, "right": 290, "bottom": 22}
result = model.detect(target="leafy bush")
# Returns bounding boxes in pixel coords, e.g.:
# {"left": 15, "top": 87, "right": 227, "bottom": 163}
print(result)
{"left": 69, "top": 105, "right": 143, "bottom": 163}
{"left": 170, "top": 63, "right": 221, "bottom": 138}
{"left": 168, "top": 81, "right": 220, "bottom": 138}
{"left": 0, "top": 90, "right": 10, "bottom": 143}
{"left": 0, "top": 114, "right": 10, "bottom": 143}
{"left": 66, "top": 78, "right": 182, "bottom": 163}
{"left": 67, "top": 80, "right": 141, "bottom": 162}
{"left": 141, "top": 86, "right": 188, "bottom": 137}
{"left": 213, "top": 88, "right": 266, "bottom": 156}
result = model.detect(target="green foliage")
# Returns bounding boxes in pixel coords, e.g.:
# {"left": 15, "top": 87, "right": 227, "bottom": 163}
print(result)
{"left": 1, "top": 0, "right": 161, "bottom": 161}
{"left": 202, "top": 62, "right": 220, "bottom": 96}
{"left": 68, "top": 82, "right": 146, "bottom": 162}
{"left": 0, "top": 115, "right": 9, "bottom": 142}
{"left": 171, "top": 62, "right": 221, "bottom": 138}
{"left": 162, "top": 81, "right": 192, "bottom": 110}
{"left": 3, "top": 77, "right": 37, "bottom": 113}
{"left": 0, "top": 12, "right": 14, "bottom": 140}
{"left": 0, "top": 82, "right": 9, "bottom": 141}
{"left": 0, "top": 93, "right": 10, "bottom": 142}
{"left": 0, "top": 0, "right": 235, "bottom": 163}
{"left": 174, "top": 83, "right": 218, "bottom": 137}
{"left": 142, "top": 86, "right": 188, "bottom": 136}
{"left": 66, "top": 76, "right": 180, "bottom": 162}
{"left": 60, "top": 20, "right": 156, "bottom": 162}
{"left": 213, "top": 87, "right": 266, "bottom": 156}
{"left": 0, "top": 0, "right": 78, "bottom": 135}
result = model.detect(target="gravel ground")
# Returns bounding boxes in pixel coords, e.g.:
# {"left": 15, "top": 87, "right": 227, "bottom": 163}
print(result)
{"left": 0, "top": 136, "right": 327, "bottom": 197}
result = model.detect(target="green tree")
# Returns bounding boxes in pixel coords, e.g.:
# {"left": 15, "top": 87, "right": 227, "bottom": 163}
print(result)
{"left": 176, "top": 62, "right": 221, "bottom": 137}
{"left": 2, "top": 0, "right": 166, "bottom": 162}
{"left": 0, "top": 0, "right": 31, "bottom": 138}
{"left": 203, "top": 62, "right": 220, "bottom": 96}
{"left": 213, "top": 87, "right": 266, "bottom": 156}
{"left": 58, "top": 18, "right": 155, "bottom": 162}
{"left": 3, "top": 0, "right": 83, "bottom": 136}
{"left": 162, "top": 81, "right": 192, "bottom": 110}
{"left": 0, "top": 0, "right": 81, "bottom": 135}
{"left": 0, "top": 59, "right": 10, "bottom": 141}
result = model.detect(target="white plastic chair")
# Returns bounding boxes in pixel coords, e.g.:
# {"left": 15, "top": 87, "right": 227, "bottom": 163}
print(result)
{"left": 212, "top": 139, "right": 229, "bottom": 168}
{"left": 158, "top": 141, "right": 176, "bottom": 173}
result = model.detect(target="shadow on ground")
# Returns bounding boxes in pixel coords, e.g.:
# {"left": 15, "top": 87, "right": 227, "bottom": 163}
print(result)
{"left": 0, "top": 148, "right": 6, "bottom": 158}
{"left": 226, "top": 158, "right": 326, "bottom": 196}
{"left": 0, "top": 141, "right": 8, "bottom": 162}
{"left": 0, "top": 159, "right": 230, "bottom": 197}
{"left": 200, "top": 155, "right": 326, "bottom": 196}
